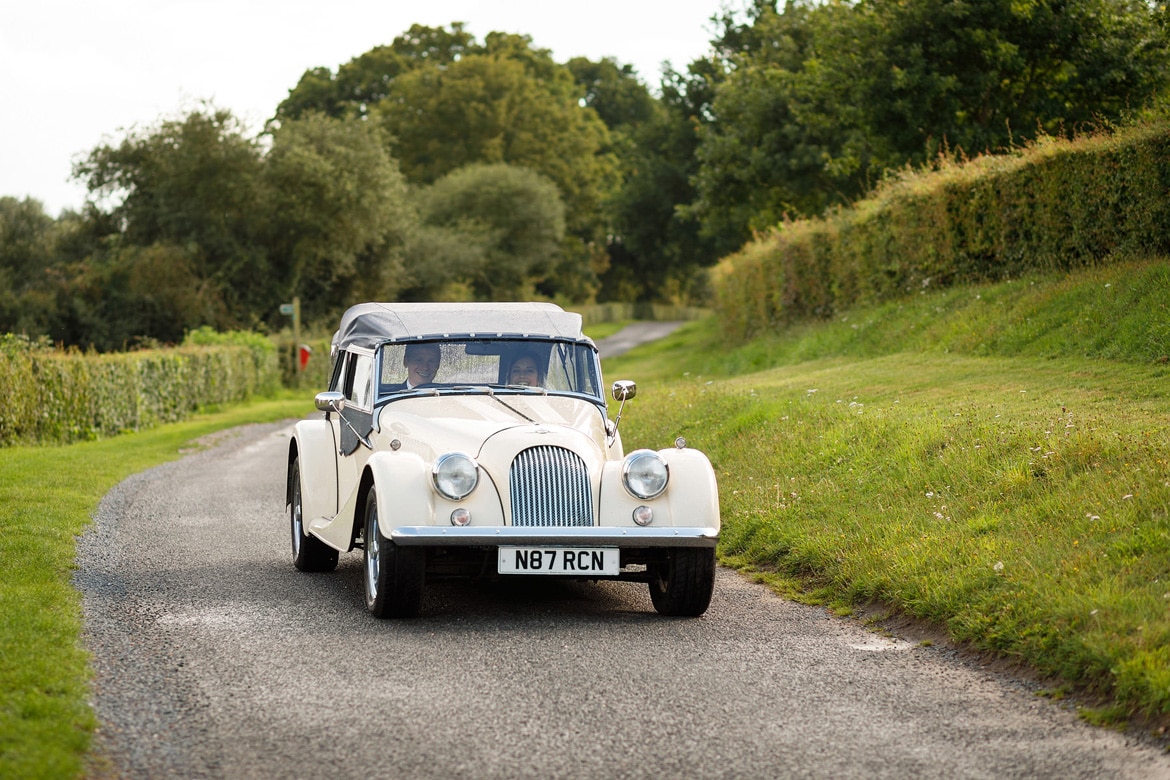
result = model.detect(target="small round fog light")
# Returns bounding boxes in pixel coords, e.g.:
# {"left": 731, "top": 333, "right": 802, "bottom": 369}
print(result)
{"left": 450, "top": 508, "right": 472, "bottom": 527}
{"left": 632, "top": 505, "right": 654, "bottom": 526}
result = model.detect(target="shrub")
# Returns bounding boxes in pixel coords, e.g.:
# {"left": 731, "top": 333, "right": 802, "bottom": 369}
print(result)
{"left": 0, "top": 332, "right": 280, "bottom": 447}
{"left": 712, "top": 120, "right": 1170, "bottom": 340}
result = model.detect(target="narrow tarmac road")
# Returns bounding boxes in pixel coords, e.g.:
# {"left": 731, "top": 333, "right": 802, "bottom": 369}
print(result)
{"left": 76, "top": 423, "right": 1170, "bottom": 779}
{"left": 594, "top": 321, "right": 685, "bottom": 358}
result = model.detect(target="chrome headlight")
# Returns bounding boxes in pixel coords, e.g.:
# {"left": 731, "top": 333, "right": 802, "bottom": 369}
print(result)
{"left": 432, "top": 452, "right": 479, "bottom": 500}
{"left": 622, "top": 449, "right": 669, "bottom": 499}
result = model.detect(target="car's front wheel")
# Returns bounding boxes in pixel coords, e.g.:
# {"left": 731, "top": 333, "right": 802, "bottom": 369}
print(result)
{"left": 648, "top": 547, "right": 716, "bottom": 617}
{"left": 363, "top": 485, "right": 425, "bottom": 618}
{"left": 290, "top": 458, "right": 339, "bottom": 572}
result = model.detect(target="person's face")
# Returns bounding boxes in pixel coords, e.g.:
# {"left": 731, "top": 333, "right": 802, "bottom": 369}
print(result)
{"left": 404, "top": 347, "right": 441, "bottom": 386}
{"left": 509, "top": 356, "right": 540, "bottom": 386}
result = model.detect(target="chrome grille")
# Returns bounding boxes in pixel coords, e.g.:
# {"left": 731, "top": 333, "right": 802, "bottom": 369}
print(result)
{"left": 509, "top": 446, "right": 594, "bottom": 527}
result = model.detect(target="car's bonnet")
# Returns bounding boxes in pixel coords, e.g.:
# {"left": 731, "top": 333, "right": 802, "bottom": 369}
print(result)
{"left": 375, "top": 394, "right": 608, "bottom": 460}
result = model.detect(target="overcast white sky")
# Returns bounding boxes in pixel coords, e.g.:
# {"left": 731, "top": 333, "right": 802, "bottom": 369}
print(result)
{"left": 1, "top": 1, "right": 737, "bottom": 216}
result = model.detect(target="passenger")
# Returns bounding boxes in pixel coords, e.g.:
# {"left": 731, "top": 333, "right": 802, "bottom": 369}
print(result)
{"left": 507, "top": 352, "right": 545, "bottom": 387}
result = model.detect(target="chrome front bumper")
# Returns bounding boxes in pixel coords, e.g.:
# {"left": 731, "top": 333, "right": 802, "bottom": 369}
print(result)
{"left": 389, "top": 525, "right": 719, "bottom": 548}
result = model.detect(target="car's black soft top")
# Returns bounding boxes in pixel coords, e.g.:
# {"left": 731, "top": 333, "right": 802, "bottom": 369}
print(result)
{"left": 333, "top": 302, "right": 592, "bottom": 351}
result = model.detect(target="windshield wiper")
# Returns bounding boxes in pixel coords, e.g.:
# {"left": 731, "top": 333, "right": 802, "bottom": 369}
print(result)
{"left": 487, "top": 391, "right": 538, "bottom": 423}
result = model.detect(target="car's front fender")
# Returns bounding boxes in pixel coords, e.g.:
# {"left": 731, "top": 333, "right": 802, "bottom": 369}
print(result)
{"left": 596, "top": 446, "right": 720, "bottom": 531}
{"left": 366, "top": 450, "right": 507, "bottom": 539}
{"left": 291, "top": 418, "right": 338, "bottom": 523}
{"left": 660, "top": 447, "right": 721, "bottom": 531}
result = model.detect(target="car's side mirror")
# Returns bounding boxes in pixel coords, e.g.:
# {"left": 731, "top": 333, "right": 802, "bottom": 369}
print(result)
{"left": 612, "top": 380, "right": 637, "bottom": 402}
{"left": 315, "top": 391, "right": 346, "bottom": 413}
{"left": 608, "top": 381, "right": 637, "bottom": 447}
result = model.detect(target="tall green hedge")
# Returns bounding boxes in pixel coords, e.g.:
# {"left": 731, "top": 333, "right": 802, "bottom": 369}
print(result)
{"left": 0, "top": 333, "right": 279, "bottom": 447}
{"left": 712, "top": 121, "right": 1170, "bottom": 340}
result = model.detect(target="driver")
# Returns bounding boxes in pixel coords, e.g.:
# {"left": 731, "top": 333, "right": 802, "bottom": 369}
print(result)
{"left": 399, "top": 343, "right": 441, "bottom": 389}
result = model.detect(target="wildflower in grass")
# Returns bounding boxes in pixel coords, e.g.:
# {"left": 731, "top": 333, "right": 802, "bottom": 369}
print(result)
{"left": 994, "top": 561, "right": 1005, "bottom": 574}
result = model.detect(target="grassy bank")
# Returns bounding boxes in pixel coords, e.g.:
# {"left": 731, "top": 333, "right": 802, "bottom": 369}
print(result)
{"left": 0, "top": 393, "right": 313, "bottom": 780}
{"left": 610, "top": 258, "right": 1170, "bottom": 726}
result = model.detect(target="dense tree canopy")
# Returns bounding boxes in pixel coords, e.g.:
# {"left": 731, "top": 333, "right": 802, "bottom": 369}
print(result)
{"left": 4, "top": 7, "right": 1169, "bottom": 348}
{"left": 57, "top": 106, "right": 414, "bottom": 344}
{"left": 567, "top": 56, "right": 660, "bottom": 132}
{"left": 72, "top": 107, "right": 268, "bottom": 319}
{"left": 689, "top": 0, "right": 1170, "bottom": 249}
{"left": 0, "top": 197, "right": 59, "bottom": 336}
{"left": 262, "top": 112, "right": 412, "bottom": 322}
{"left": 276, "top": 24, "right": 477, "bottom": 122}
{"left": 601, "top": 67, "right": 722, "bottom": 301}
{"left": 278, "top": 24, "right": 617, "bottom": 300}
{"left": 404, "top": 163, "right": 566, "bottom": 300}
{"left": 278, "top": 26, "right": 615, "bottom": 231}
{"left": 373, "top": 51, "right": 612, "bottom": 230}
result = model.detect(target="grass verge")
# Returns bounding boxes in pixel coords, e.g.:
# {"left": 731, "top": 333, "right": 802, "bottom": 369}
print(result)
{"left": 610, "top": 257, "right": 1170, "bottom": 729}
{"left": 0, "top": 392, "right": 313, "bottom": 780}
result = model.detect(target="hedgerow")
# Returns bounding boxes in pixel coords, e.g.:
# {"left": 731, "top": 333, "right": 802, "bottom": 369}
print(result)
{"left": 0, "top": 331, "right": 279, "bottom": 447}
{"left": 712, "top": 120, "right": 1170, "bottom": 341}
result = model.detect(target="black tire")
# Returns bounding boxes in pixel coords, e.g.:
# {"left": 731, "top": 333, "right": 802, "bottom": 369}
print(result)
{"left": 363, "top": 486, "right": 425, "bottom": 618}
{"left": 290, "top": 459, "right": 339, "bottom": 572}
{"left": 648, "top": 547, "right": 716, "bottom": 617}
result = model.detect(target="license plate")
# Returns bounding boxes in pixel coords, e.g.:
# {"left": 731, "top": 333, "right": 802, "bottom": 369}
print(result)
{"left": 498, "top": 547, "right": 619, "bottom": 575}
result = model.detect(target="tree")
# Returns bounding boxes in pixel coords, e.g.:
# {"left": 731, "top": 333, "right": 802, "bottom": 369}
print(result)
{"left": 686, "top": 1, "right": 868, "bottom": 252}
{"left": 373, "top": 49, "right": 613, "bottom": 233}
{"left": 405, "top": 163, "right": 566, "bottom": 301}
{"left": 261, "top": 112, "right": 412, "bottom": 323}
{"left": 276, "top": 24, "right": 477, "bottom": 121}
{"left": 275, "top": 24, "right": 617, "bottom": 301}
{"left": 52, "top": 242, "right": 221, "bottom": 349}
{"left": 0, "top": 197, "right": 59, "bottom": 336}
{"left": 566, "top": 56, "right": 659, "bottom": 132}
{"left": 687, "top": 0, "right": 1170, "bottom": 250}
{"left": 839, "top": 0, "right": 1170, "bottom": 159}
{"left": 72, "top": 105, "right": 267, "bottom": 323}
{"left": 375, "top": 46, "right": 614, "bottom": 300}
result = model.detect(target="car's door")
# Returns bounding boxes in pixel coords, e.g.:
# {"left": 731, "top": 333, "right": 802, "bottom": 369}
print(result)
{"left": 332, "top": 348, "right": 376, "bottom": 516}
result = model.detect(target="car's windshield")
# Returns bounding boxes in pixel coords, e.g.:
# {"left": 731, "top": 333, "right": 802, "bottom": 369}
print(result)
{"left": 376, "top": 339, "right": 601, "bottom": 402}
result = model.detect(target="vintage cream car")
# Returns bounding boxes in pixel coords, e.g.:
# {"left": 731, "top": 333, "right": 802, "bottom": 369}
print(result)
{"left": 286, "top": 302, "right": 720, "bottom": 618}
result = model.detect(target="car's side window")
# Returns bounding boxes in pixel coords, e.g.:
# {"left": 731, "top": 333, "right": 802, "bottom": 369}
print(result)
{"left": 327, "top": 348, "right": 347, "bottom": 393}
{"left": 346, "top": 353, "right": 374, "bottom": 410}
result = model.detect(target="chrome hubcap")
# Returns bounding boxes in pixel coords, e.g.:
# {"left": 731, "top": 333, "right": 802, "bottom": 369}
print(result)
{"left": 365, "top": 509, "right": 380, "bottom": 601}
{"left": 291, "top": 481, "right": 303, "bottom": 557}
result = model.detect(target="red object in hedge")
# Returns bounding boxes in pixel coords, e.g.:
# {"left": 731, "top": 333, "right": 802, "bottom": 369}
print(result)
{"left": 298, "top": 344, "right": 312, "bottom": 372}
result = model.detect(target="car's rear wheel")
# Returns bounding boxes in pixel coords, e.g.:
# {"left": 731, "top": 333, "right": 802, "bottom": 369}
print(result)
{"left": 648, "top": 547, "right": 715, "bottom": 617}
{"left": 290, "top": 458, "right": 339, "bottom": 572}
{"left": 363, "top": 486, "right": 425, "bottom": 618}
